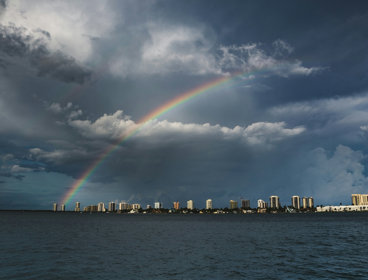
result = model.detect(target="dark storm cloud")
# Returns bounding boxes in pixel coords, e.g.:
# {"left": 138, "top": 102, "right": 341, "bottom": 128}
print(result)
{"left": 0, "top": 24, "right": 91, "bottom": 84}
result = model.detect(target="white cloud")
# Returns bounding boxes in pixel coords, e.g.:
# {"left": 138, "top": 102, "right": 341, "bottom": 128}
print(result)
{"left": 361, "top": 125, "right": 368, "bottom": 132}
{"left": 68, "top": 110, "right": 305, "bottom": 146}
{"left": 1, "top": 0, "right": 117, "bottom": 61}
{"left": 10, "top": 164, "right": 32, "bottom": 173}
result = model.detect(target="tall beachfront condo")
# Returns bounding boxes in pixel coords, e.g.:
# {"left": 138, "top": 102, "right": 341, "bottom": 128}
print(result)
{"left": 75, "top": 202, "right": 80, "bottom": 212}
{"left": 302, "top": 197, "right": 308, "bottom": 209}
{"left": 98, "top": 202, "right": 105, "bottom": 212}
{"left": 206, "top": 199, "right": 213, "bottom": 210}
{"left": 187, "top": 200, "right": 194, "bottom": 210}
{"left": 241, "top": 199, "right": 250, "bottom": 209}
{"left": 291, "top": 196, "right": 300, "bottom": 209}
{"left": 257, "top": 199, "right": 267, "bottom": 209}
{"left": 269, "top": 196, "right": 280, "bottom": 209}
{"left": 108, "top": 202, "right": 116, "bottom": 212}
{"left": 229, "top": 200, "right": 238, "bottom": 209}
{"left": 351, "top": 194, "right": 368, "bottom": 206}
{"left": 154, "top": 202, "right": 162, "bottom": 209}
{"left": 53, "top": 203, "right": 58, "bottom": 212}
{"left": 61, "top": 204, "right": 65, "bottom": 212}
{"left": 173, "top": 201, "right": 180, "bottom": 210}
{"left": 308, "top": 197, "right": 314, "bottom": 208}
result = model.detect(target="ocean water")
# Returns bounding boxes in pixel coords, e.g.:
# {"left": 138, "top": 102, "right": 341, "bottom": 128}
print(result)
{"left": 1, "top": 212, "right": 368, "bottom": 279}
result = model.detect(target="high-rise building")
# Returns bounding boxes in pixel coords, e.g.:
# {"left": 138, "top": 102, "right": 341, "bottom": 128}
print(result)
{"left": 291, "top": 196, "right": 300, "bottom": 209}
{"left": 98, "top": 202, "right": 105, "bottom": 212}
{"left": 308, "top": 197, "right": 314, "bottom": 208}
{"left": 75, "top": 202, "right": 80, "bottom": 212}
{"left": 154, "top": 202, "right": 162, "bottom": 209}
{"left": 53, "top": 203, "right": 58, "bottom": 212}
{"left": 187, "top": 200, "right": 194, "bottom": 210}
{"left": 119, "top": 202, "right": 131, "bottom": 210}
{"left": 206, "top": 199, "right": 213, "bottom": 210}
{"left": 269, "top": 196, "right": 280, "bottom": 209}
{"left": 61, "top": 204, "right": 65, "bottom": 212}
{"left": 108, "top": 201, "right": 116, "bottom": 212}
{"left": 229, "top": 200, "right": 238, "bottom": 209}
{"left": 257, "top": 199, "right": 267, "bottom": 209}
{"left": 302, "top": 197, "right": 308, "bottom": 209}
{"left": 241, "top": 199, "right": 250, "bottom": 209}
{"left": 173, "top": 201, "right": 180, "bottom": 210}
{"left": 146, "top": 204, "right": 151, "bottom": 209}
{"left": 132, "top": 204, "right": 141, "bottom": 210}
{"left": 352, "top": 194, "right": 368, "bottom": 205}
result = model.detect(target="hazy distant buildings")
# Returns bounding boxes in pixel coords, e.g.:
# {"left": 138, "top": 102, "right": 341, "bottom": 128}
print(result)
{"left": 98, "top": 202, "right": 105, "bottom": 212}
{"left": 206, "top": 199, "right": 213, "bottom": 210}
{"left": 53, "top": 203, "right": 58, "bottom": 212}
{"left": 154, "top": 202, "right": 162, "bottom": 209}
{"left": 187, "top": 200, "right": 194, "bottom": 210}
{"left": 108, "top": 202, "right": 116, "bottom": 212}
{"left": 146, "top": 205, "right": 151, "bottom": 209}
{"left": 61, "top": 204, "right": 65, "bottom": 212}
{"left": 75, "top": 202, "right": 80, "bottom": 212}
{"left": 269, "top": 196, "right": 280, "bottom": 209}
{"left": 352, "top": 194, "right": 368, "bottom": 206}
{"left": 84, "top": 205, "right": 98, "bottom": 212}
{"left": 229, "top": 200, "right": 238, "bottom": 209}
{"left": 173, "top": 201, "right": 180, "bottom": 210}
{"left": 241, "top": 199, "right": 250, "bottom": 209}
{"left": 291, "top": 196, "right": 300, "bottom": 209}
{"left": 257, "top": 199, "right": 267, "bottom": 209}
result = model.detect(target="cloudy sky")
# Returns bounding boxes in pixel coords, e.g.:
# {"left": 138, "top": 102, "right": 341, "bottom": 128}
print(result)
{"left": 1, "top": 0, "right": 368, "bottom": 209}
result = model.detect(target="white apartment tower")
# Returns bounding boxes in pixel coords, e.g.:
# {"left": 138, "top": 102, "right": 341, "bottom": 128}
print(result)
{"left": 206, "top": 199, "right": 213, "bottom": 210}
{"left": 154, "top": 202, "right": 162, "bottom": 209}
{"left": 269, "top": 196, "right": 280, "bottom": 209}
{"left": 187, "top": 200, "right": 194, "bottom": 210}
{"left": 291, "top": 196, "right": 300, "bottom": 209}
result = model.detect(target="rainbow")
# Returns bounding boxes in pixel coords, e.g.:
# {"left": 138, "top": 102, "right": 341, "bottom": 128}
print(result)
{"left": 60, "top": 70, "right": 250, "bottom": 205}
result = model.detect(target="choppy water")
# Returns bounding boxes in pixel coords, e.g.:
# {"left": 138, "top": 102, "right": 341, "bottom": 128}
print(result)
{"left": 1, "top": 212, "right": 368, "bottom": 279}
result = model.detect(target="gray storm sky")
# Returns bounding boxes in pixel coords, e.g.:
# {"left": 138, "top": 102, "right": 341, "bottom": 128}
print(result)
{"left": 0, "top": 0, "right": 368, "bottom": 209}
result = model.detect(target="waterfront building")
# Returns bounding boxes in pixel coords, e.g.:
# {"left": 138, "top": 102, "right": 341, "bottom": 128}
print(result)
{"left": 146, "top": 204, "right": 151, "bottom": 209}
{"left": 132, "top": 204, "right": 141, "bottom": 210}
{"left": 241, "top": 199, "right": 250, "bottom": 209}
{"left": 206, "top": 199, "right": 213, "bottom": 210}
{"left": 84, "top": 205, "right": 98, "bottom": 212}
{"left": 108, "top": 202, "right": 116, "bottom": 212}
{"left": 257, "top": 199, "right": 267, "bottom": 209}
{"left": 351, "top": 194, "right": 368, "bottom": 205}
{"left": 187, "top": 200, "right": 194, "bottom": 210}
{"left": 154, "top": 202, "right": 162, "bottom": 209}
{"left": 269, "top": 196, "right": 280, "bottom": 209}
{"left": 61, "top": 204, "right": 65, "bottom": 212}
{"left": 75, "top": 202, "right": 80, "bottom": 212}
{"left": 119, "top": 202, "right": 131, "bottom": 210}
{"left": 317, "top": 205, "right": 368, "bottom": 212}
{"left": 173, "top": 201, "right": 180, "bottom": 210}
{"left": 291, "top": 196, "right": 300, "bottom": 209}
{"left": 302, "top": 197, "right": 308, "bottom": 209}
{"left": 229, "top": 200, "right": 238, "bottom": 209}
{"left": 53, "top": 203, "right": 58, "bottom": 212}
{"left": 98, "top": 202, "right": 105, "bottom": 212}
{"left": 308, "top": 197, "right": 314, "bottom": 208}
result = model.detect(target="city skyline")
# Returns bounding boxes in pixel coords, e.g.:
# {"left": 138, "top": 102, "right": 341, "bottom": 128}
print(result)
{"left": 1, "top": 1, "right": 368, "bottom": 209}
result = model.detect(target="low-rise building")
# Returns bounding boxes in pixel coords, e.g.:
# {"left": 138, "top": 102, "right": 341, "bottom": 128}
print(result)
{"left": 316, "top": 205, "right": 368, "bottom": 212}
{"left": 154, "top": 202, "right": 162, "bottom": 209}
